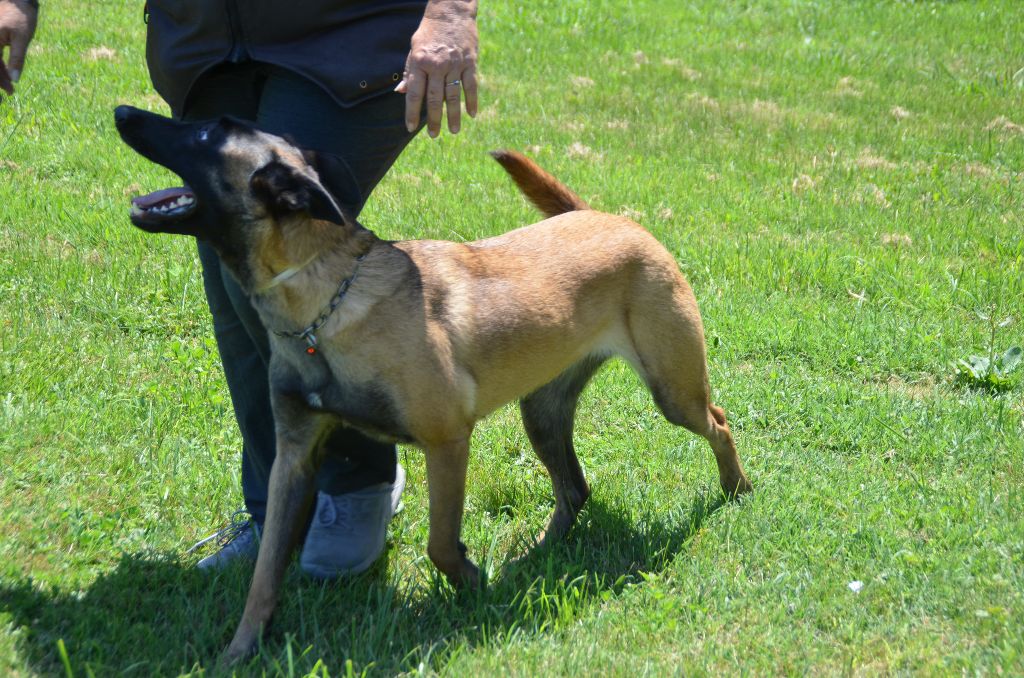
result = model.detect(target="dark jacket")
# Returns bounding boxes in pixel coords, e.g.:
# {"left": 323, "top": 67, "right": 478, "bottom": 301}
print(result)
{"left": 145, "top": 0, "right": 428, "bottom": 117}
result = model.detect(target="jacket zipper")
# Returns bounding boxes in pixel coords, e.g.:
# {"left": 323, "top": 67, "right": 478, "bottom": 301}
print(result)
{"left": 225, "top": 0, "right": 249, "bottom": 62}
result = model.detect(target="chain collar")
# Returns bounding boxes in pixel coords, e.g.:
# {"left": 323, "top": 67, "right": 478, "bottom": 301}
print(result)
{"left": 271, "top": 254, "right": 366, "bottom": 355}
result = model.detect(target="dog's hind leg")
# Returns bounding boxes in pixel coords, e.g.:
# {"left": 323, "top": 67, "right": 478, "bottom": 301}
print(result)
{"left": 519, "top": 355, "right": 606, "bottom": 548}
{"left": 626, "top": 281, "right": 752, "bottom": 498}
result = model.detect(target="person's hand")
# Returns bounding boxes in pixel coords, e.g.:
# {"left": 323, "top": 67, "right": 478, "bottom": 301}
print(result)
{"left": 0, "top": 0, "right": 37, "bottom": 101}
{"left": 396, "top": 0, "right": 478, "bottom": 137}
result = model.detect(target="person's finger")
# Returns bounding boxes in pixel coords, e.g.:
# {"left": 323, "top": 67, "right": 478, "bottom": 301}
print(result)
{"left": 403, "top": 68, "right": 425, "bottom": 132}
{"left": 424, "top": 71, "right": 445, "bottom": 138}
{"left": 462, "top": 66, "right": 478, "bottom": 118}
{"left": 394, "top": 78, "right": 407, "bottom": 94}
{"left": 445, "top": 76, "right": 462, "bottom": 134}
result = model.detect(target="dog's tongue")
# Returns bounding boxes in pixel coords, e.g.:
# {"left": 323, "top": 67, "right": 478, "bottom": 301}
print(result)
{"left": 131, "top": 186, "right": 193, "bottom": 209}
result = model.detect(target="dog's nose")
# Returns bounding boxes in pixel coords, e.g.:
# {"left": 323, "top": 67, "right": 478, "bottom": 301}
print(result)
{"left": 114, "top": 105, "right": 135, "bottom": 129}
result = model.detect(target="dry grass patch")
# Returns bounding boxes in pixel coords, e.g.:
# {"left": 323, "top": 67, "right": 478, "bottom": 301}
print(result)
{"left": 732, "top": 98, "right": 835, "bottom": 130}
{"left": 567, "top": 142, "right": 601, "bottom": 160}
{"left": 749, "top": 99, "right": 784, "bottom": 122}
{"left": 474, "top": 105, "right": 499, "bottom": 121}
{"left": 791, "top": 174, "right": 816, "bottom": 193}
{"left": 618, "top": 206, "right": 646, "bottom": 221}
{"left": 570, "top": 75, "right": 595, "bottom": 89}
{"left": 855, "top": 149, "right": 897, "bottom": 171}
{"left": 984, "top": 116, "right": 1024, "bottom": 136}
{"left": 661, "top": 58, "right": 701, "bottom": 80}
{"left": 845, "top": 183, "right": 893, "bottom": 208}
{"left": 41, "top": 234, "right": 78, "bottom": 259}
{"left": 686, "top": 92, "right": 720, "bottom": 111}
{"left": 84, "top": 46, "right": 117, "bottom": 61}
{"left": 963, "top": 162, "right": 999, "bottom": 180}
{"left": 881, "top": 233, "right": 912, "bottom": 248}
{"left": 891, "top": 106, "right": 912, "bottom": 120}
{"left": 835, "top": 76, "right": 865, "bottom": 97}
{"left": 882, "top": 374, "right": 939, "bottom": 400}
{"left": 390, "top": 171, "right": 442, "bottom": 188}
{"left": 867, "top": 184, "right": 891, "bottom": 208}
{"left": 391, "top": 172, "right": 421, "bottom": 187}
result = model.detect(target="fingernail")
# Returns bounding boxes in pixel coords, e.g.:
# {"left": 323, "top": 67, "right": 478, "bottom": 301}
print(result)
{"left": 10, "top": 69, "right": 20, "bottom": 83}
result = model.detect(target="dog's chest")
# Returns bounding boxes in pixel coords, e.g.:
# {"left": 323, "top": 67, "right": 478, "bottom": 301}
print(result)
{"left": 272, "top": 345, "right": 413, "bottom": 444}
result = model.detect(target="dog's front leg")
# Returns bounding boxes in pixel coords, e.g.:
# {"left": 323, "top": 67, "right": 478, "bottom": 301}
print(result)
{"left": 424, "top": 438, "right": 480, "bottom": 587}
{"left": 222, "top": 399, "right": 326, "bottom": 664}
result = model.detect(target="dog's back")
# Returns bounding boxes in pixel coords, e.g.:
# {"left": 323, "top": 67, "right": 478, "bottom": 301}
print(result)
{"left": 490, "top": 150, "right": 590, "bottom": 218}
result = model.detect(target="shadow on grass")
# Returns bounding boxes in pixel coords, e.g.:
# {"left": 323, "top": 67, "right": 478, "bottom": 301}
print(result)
{"left": 0, "top": 489, "right": 732, "bottom": 675}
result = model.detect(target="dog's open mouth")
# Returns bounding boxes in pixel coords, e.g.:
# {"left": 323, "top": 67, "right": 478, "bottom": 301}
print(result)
{"left": 130, "top": 186, "right": 197, "bottom": 224}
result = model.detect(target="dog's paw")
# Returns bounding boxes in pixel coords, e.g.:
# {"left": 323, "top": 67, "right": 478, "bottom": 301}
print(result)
{"left": 456, "top": 558, "right": 481, "bottom": 588}
{"left": 218, "top": 643, "right": 253, "bottom": 668}
{"left": 723, "top": 475, "right": 753, "bottom": 498}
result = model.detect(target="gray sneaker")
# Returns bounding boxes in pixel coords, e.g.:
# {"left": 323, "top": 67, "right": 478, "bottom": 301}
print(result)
{"left": 300, "top": 464, "right": 406, "bottom": 579}
{"left": 188, "top": 511, "right": 261, "bottom": 571}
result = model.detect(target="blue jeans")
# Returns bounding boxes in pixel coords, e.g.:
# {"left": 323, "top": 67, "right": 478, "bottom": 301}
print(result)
{"left": 183, "top": 63, "right": 419, "bottom": 525}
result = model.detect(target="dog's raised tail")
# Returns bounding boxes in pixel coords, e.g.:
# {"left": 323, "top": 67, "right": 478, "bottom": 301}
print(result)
{"left": 490, "top": 150, "right": 590, "bottom": 218}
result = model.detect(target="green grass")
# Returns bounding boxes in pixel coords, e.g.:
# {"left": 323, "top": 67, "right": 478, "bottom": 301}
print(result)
{"left": 2, "top": 0, "right": 1023, "bottom": 675}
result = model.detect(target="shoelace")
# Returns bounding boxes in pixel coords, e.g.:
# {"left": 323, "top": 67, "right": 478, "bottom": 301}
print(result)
{"left": 185, "top": 509, "right": 254, "bottom": 555}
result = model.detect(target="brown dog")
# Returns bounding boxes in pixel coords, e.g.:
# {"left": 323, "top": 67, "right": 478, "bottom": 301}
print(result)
{"left": 114, "top": 105, "right": 752, "bottom": 662}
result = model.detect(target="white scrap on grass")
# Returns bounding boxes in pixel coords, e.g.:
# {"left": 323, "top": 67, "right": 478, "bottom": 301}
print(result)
{"left": 848, "top": 580, "right": 864, "bottom": 593}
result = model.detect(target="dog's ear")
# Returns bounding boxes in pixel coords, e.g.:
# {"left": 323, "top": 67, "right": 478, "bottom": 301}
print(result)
{"left": 282, "top": 135, "right": 319, "bottom": 167}
{"left": 250, "top": 161, "right": 347, "bottom": 225}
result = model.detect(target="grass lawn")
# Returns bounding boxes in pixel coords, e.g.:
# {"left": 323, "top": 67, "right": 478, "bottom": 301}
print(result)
{"left": 2, "top": 0, "right": 1023, "bottom": 675}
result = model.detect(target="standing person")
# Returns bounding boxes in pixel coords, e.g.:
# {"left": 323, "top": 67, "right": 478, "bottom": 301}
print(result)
{"left": 0, "top": 0, "right": 479, "bottom": 578}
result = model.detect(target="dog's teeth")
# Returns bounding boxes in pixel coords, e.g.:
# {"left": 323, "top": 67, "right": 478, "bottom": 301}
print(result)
{"left": 130, "top": 204, "right": 144, "bottom": 216}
